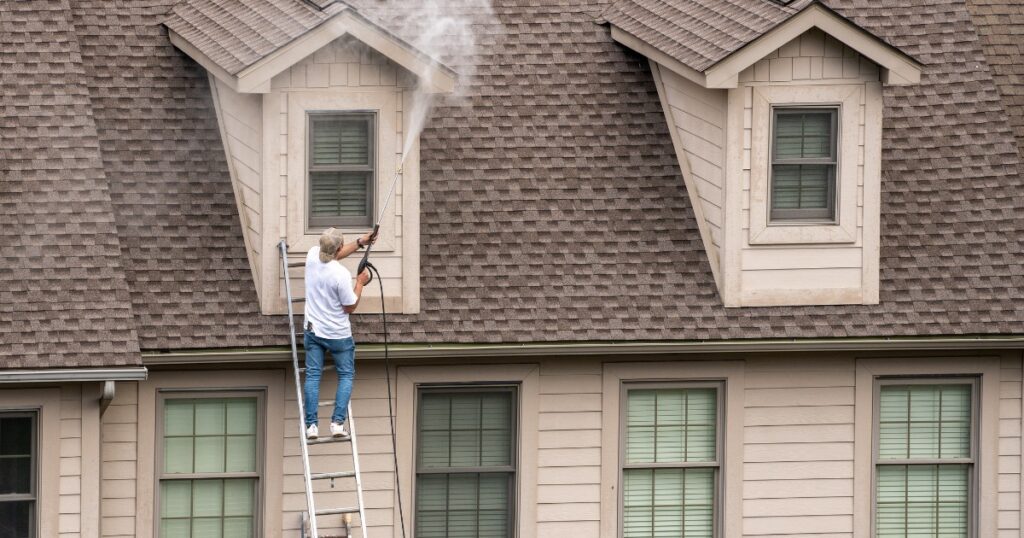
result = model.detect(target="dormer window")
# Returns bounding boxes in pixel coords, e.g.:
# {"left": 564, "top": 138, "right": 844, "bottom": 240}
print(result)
{"left": 308, "top": 112, "right": 376, "bottom": 229}
{"left": 770, "top": 107, "right": 838, "bottom": 222}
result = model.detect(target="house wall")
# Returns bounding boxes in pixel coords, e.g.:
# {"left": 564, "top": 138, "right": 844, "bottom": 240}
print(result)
{"left": 723, "top": 28, "right": 883, "bottom": 307}
{"left": 97, "top": 351, "right": 1023, "bottom": 537}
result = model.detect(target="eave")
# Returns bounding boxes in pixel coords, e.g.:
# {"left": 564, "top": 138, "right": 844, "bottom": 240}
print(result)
{"left": 168, "top": 8, "right": 457, "bottom": 94}
{"left": 609, "top": 2, "right": 923, "bottom": 89}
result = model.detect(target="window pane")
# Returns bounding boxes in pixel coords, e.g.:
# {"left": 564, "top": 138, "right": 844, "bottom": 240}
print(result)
{"left": 626, "top": 388, "right": 717, "bottom": 464}
{"left": 225, "top": 401, "right": 256, "bottom": 435}
{"left": 415, "top": 473, "right": 510, "bottom": 538}
{"left": 194, "top": 436, "right": 226, "bottom": 474}
{"left": 161, "top": 479, "right": 255, "bottom": 538}
{"left": 0, "top": 415, "right": 34, "bottom": 496}
{"left": 309, "top": 171, "right": 371, "bottom": 218}
{"left": 0, "top": 501, "right": 32, "bottom": 538}
{"left": 164, "top": 400, "right": 195, "bottom": 437}
{"left": 224, "top": 436, "right": 256, "bottom": 473}
{"left": 312, "top": 117, "right": 370, "bottom": 166}
{"left": 774, "top": 111, "right": 833, "bottom": 159}
{"left": 878, "top": 385, "right": 972, "bottom": 460}
{"left": 876, "top": 464, "right": 968, "bottom": 537}
{"left": 0, "top": 417, "right": 33, "bottom": 456}
{"left": 194, "top": 401, "right": 226, "bottom": 436}
{"left": 771, "top": 164, "right": 832, "bottom": 211}
{"left": 164, "top": 437, "right": 194, "bottom": 474}
{"left": 623, "top": 468, "right": 714, "bottom": 538}
{"left": 417, "top": 391, "right": 513, "bottom": 469}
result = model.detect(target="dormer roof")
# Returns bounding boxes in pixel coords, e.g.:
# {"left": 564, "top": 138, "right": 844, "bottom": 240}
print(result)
{"left": 165, "top": 0, "right": 457, "bottom": 93}
{"left": 602, "top": 0, "right": 922, "bottom": 87}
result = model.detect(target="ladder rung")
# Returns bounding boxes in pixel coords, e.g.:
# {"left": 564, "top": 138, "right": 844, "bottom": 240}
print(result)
{"left": 307, "top": 435, "right": 350, "bottom": 445}
{"left": 319, "top": 400, "right": 335, "bottom": 407}
{"left": 291, "top": 297, "right": 305, "bottom": 303}
{"left": 311, "top": 471, "right": 356, "bottom": 480}
{"left": 288, "top": 262, "right": 305, "bottom": 268}
{"left": 315, "top": 507, "right": 360, "bottom": 516}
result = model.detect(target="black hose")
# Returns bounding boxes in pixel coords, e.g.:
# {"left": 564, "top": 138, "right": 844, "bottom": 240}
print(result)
{"left": 366, "top": 262, "right": 407, "bottom": 538}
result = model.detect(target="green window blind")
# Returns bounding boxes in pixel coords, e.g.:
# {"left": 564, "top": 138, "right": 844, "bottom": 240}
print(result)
{"left": 308, "top": 113, "right": 375, "bottom": 228}
{"left": 623, "top": 388, "right": 718, "bottom": 538}
{"left": 770, "top": 108, "right": 837, "bottom": 221}
{"left": 0, "top": 413, "right": 35, "bottom": 538}
{"left": 160, "top": 397, "right": 259, "bottom": 538}
{"left": 415, "top": 390, "right": 515, "bottom": 538}
{"left": 876, "top": 384, "right": 973, "bottom": 538}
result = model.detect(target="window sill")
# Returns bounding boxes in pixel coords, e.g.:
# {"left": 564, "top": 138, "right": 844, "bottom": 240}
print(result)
{"left": 750, "top": 220, "right": 856, "bottom": 245}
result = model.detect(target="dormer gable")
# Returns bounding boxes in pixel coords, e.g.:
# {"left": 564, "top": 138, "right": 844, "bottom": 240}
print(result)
{"left": 603, "top": 0, "right": 923, "bottom": 307}
{"left": 166, "top": 0, "right": 456, "bottom": 94}
{"left": 165, "top": 0, "right": 456, "bottom": 315}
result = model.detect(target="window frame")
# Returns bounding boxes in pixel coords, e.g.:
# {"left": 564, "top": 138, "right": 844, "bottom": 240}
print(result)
{"left": 618, "top": 381, "right": 724, "bottom": 538}
{"left": 306, "top": 110, "right": 377, "bottom": 230}
{"left": 412, "top": 383, "right": 520, "bottom": 538}
{"left": 0, "top": 411, "right": 37, "bottom": 538}
{"left": 768, "top": 105, "right": 840, "bottom": 223}
{"left": 871, "top": 376, "right": 980, "bottom": 538}
{"left": 154, "top": 390, "right": 266, "bottom": 538}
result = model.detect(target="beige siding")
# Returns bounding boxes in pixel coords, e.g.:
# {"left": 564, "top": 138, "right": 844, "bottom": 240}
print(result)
{"left": 95, "top": 352, "right": 1023, "bottom": 537}
{"left": 658, "top": 68, "right": 728, "bottom": 254}
{"left": 211, "top": 78, "right": 263, "bottom": 292}
{"left": 101, "top": 381, "right": 138, "bottom": 537}
{"left": 743, "top": 357, "right": 855, "bottom": 536}
{"left": 726, "top": 28, "right": 883, "bottom": 307}
{"left": 536, "top": 360, "right": 602, "bottom": 537}
{"left": 264, "top": 35, "right": 418, "bottom": 315}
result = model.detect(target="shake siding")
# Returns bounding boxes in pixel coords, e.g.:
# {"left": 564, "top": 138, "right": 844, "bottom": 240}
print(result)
{"left": 100, "top": 381, "right": 138, "bottom": 538}
{"left": 537, "top": 361, "right": 603, "bottom": 538}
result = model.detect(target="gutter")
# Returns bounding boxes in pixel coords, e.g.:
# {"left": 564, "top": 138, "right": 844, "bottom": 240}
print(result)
{"left": 0, "top": 367, "right": 148, "bottom": 384}
{"left": 141, "top": 336, "right": 1024, "bottom": 365}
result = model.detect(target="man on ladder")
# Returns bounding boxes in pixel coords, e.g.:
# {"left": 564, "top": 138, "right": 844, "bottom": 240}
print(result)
{"left": 303, "top": 227, "right": 376, "bottom": 440}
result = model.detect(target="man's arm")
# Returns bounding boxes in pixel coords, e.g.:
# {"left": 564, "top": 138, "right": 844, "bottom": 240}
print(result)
{"left": 342, "top": 268, "right": 372, "bottom": 314}
{"left": 334, "top": 230, "right": 378, "bottom": 261}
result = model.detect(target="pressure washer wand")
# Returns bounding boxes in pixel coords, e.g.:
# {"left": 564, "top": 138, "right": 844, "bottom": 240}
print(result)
{"left": 357, "top": 166, "right": 403, "bottom": 281}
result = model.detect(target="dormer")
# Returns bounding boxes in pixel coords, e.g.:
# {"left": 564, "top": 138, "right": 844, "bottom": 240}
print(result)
{"left": 165, "top": 0, "right": 455, "bottom": 315}
{"left": 602, "top": 0, "right": 922, "bottom": 306}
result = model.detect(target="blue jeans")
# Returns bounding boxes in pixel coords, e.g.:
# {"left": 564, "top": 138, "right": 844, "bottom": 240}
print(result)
{"left": 303, "top": 331, "right": 355, "bottom": 426}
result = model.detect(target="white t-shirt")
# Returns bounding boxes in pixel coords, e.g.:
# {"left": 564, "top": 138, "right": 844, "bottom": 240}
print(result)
{"left": 303, "top": 246, "right": 358, "bottom": 339}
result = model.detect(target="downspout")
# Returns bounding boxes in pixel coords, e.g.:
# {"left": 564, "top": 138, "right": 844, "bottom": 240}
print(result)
{"left": 99, "top": 380, "right": 116, "bottom": 415}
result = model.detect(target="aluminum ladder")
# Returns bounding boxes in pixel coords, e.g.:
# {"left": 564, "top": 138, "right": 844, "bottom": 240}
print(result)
{"left": 281, "top": 240, "right": 369, "bottom": 538}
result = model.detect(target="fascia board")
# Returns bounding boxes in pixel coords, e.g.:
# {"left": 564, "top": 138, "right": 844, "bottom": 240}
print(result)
{"left": 705, "top": 4, "right": 922, "bottom": 88}
{"left": 608, "top": 26, "right": 711, "bottom": 87}
{"left": 168, "top": 29, "right": 241, "bottom": 92}
{"left": 236, "top": 10, "right": 457, "bottom": 94}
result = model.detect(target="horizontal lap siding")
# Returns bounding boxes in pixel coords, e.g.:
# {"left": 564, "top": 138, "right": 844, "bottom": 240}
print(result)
{"left": 536, "top": 361, "right": 602, "bottom": 538}
{"left": 743, "top": 357, "right": 856, "bottom": 538}
{"left": 999, "top": 356, "right": 1022, "bottom": 537}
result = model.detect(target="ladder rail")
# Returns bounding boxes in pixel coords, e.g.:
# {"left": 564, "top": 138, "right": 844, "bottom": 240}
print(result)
{"left": 348, "top": 403, "right": 369, "bottom": 538}
{"left": 280, "top": 240, "right": 320, "bottom": 538}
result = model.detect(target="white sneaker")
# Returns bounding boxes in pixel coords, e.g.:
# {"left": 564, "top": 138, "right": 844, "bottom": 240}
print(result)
{"left": 330, "top": 421, "right": 349, "bottom": 438}
{"left": 306, "top": 424, "right": 319, "bottom": 439}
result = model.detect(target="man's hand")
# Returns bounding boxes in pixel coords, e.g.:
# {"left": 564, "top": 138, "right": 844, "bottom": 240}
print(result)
{"left": 360, "top": 230, "right": 378, "bottom": 247}
{"left": 356, "top": 268, "right": 371, "bottom": 286}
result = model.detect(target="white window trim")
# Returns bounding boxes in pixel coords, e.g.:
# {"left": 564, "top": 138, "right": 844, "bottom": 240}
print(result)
{"left": 600, "top": 361, "right": 744, "bottom": 538}
{"left": 396, "top": 364, "right": 540, "bottom": 538}
{"left": 854, "top": 357, "right": 1001, "bottom": 538}
{"left": 285, "top": 89, "right": 400, "bottom": 253}
{"left": 134, "top": 370, "right": 285, "bottom": 538}
{"left": 749, "top": 84, "right": 862, "bottom": 245}
{"left": 0, "top": 389, "right": 60, "bottom": 538}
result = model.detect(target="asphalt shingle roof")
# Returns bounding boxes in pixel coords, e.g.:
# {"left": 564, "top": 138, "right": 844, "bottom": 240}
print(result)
{"left": 0, "top": 0, "right": 1022, "bottom": 362}
{"left": 0, "top": 0, "right": 140, "bottom": 368}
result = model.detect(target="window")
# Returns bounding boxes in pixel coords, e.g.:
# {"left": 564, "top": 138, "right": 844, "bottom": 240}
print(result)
{"left": 875, "top": 381, "right": 975, "bottom": 537}
{"left": 0, "top": 413, "right": 35, "bottom": 538}
{"left": 770, "top": 107, "right": 838, "bottom": 221}
{"left": 621, "top": 385, "right": 719, "bottom": 538}
{"left": 158, "top": 395, "right": 261, "bottom": 537}
{"left": 307, "top": 112, "right": 376, "bottom": 228}
{"left": 415, "top": 387, "right": 517, "bottom": 538}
